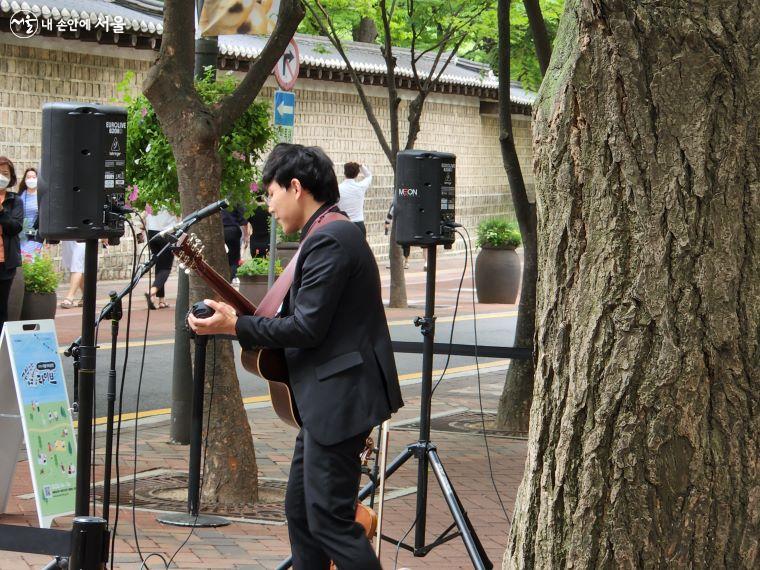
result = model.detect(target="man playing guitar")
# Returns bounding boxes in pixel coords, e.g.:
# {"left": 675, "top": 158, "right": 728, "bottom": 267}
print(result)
{"left": 188, "top": 144, "right": 403, "bottom": 569}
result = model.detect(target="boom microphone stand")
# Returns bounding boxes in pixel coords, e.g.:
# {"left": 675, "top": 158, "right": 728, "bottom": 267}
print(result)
{"left": 277, "top": 246, "right": 491, "bottom": 569}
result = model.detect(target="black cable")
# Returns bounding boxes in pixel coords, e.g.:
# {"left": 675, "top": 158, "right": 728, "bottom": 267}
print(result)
{"left": 430, "top": 240, "right": 468, "bottom": 398}
{"left": 110, "top": 218, "right": 140, "bottom": 569}
{"left": 457, "top": 227, "right": 511, "bottom": 526}
{"left": 130, "top": 254, "right": 153, "bottom": 566}
{"left": 393, "top": 513, "right": 420, "bottom": 570}
{"left": 166, "top": 336, "right": 218, "bottom": 568}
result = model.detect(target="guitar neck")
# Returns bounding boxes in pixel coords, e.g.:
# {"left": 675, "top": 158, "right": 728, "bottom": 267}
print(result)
{"left": 184, "top": 256, "right": 258, "bottom": 316}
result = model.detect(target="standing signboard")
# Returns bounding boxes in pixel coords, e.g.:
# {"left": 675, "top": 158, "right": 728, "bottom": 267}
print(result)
{"left": 0, "top": 321, "right": 76, "bottom": 528}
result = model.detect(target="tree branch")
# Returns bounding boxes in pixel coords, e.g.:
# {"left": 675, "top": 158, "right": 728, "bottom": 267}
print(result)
{"left": 523, "top": 0, "right": 551, "bottom": 75}
{"left": 498, "top": 0, "right": 531, "bottom": 226}
{"left": 143, "top": 0, "right": 196, "bottom": 104}
{"left": 379, "top": 0, "right": 400, "bottom": 162}
{"left": 215, "top": 0, "right": 305, "bottom": 134}
{"left": 303, "top": 0, "right": 394, "bottom": 165}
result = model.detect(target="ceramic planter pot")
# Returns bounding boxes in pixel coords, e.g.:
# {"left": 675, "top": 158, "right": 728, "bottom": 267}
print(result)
{"left": 276, "top": 241, "right": 299, "bottom": 269}
{"left": 239, "top": 274, "right": 269, "bottom": 306}
{"left": 7, "top": 269, "right": 25, "bottom": 321}
{"left": 475, "top": 245, "right": 521, "bottom": 304}
{"left": 21, "top": 291, "right": 58, "bottom": 320}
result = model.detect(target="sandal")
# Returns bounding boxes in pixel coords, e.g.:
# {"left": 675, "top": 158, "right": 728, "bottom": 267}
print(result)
{"left": 60, "top": 298, "right": 75, "bottom": 309}
{"left": 144, "top": 292, "right": 156, "bottom": 310}
{"left": 75, "top": 298, "right": 84, "bottom": 307}
{"left": 157, "top": 302, "right": 171, "bottom": 310}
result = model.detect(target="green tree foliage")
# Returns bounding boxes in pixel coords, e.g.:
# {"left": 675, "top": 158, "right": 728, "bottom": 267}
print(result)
{"left": 299, "top": 0, "right": 564, "bottom": 91}
{"left": 117, "top": 70, "right": 275, "bottom": 216}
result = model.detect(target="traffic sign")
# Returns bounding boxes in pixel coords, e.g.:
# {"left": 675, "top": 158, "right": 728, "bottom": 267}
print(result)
{"left": 274, "top": 90, "right": 295, "bottom": 143}
{"left": 274, "top": 90, "right": 295, "bottom": 127}
{"left": 274, "top": 39, "right": 300, "bottom": 91}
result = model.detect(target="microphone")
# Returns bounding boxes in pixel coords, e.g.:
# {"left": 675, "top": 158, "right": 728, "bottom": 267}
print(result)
{"left": 158, "top": 199, "right": 229, "bottom": 237}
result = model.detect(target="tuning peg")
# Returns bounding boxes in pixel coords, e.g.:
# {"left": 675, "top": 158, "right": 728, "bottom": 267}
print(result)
{"left": 178, "top": 262, "right": 186, "bottom": 270}
{"left": 184, "top": 268, "right": 191, "bottom": 275}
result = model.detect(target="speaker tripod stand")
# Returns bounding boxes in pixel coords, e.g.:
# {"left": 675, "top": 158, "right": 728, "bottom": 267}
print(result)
{"left": 278, "top": 245, "right": 492, "bottom": 569}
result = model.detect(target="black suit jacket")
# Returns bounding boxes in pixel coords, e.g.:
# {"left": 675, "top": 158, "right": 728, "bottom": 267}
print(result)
{"left": 235, "top": 215, "right": 403, "bottom": 445}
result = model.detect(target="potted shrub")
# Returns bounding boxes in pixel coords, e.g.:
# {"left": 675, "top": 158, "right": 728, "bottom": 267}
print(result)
{"left": 20, "top": 255, "right": 60, "bottom": 320}
{"left": 275, "top": 225, "right": 300, "bottom": 268}
{"left": 237, "top": 256, "right": 283, "bottom": 306}
{"left": 474, "top": 218, "right": 522, "bottom": 304}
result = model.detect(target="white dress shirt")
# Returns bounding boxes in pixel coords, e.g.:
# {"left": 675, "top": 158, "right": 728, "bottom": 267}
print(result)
{"left": 338, "top": 165, "right": 372, "bottom": 222}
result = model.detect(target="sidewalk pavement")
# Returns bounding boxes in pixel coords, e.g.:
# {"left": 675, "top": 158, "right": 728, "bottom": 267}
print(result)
{"left": 2, "top": 252, "right": 528, "bottom": 569}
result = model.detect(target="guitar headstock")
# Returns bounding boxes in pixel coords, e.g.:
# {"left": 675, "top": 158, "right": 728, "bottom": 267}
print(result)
{"left": 174, "top": 233, "right": 205, "bottom": 274}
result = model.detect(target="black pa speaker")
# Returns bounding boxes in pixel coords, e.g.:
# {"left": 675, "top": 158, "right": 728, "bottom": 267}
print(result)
{"left": 394, "top": 150, "right": 456, "bottom": 247}
{"left": 38, "top": 102, "right": 127, "bottom": 241}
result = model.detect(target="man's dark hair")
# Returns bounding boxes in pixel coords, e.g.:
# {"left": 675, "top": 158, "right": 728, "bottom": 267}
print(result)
{"left": 344, "top": 162, "right": 360, "bottom": 179}
{"left": 262, "top": 144, "right": 339, "bottom": 204}
{"left": 0, "top": 156, "right": 17, "bottom": 188}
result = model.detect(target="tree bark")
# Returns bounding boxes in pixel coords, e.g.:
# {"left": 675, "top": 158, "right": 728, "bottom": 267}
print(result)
{"left": 496, "top": 0, "right": 538, "bottom": 434}
{"left": 506, "top": 1, "right": 760, "bottom": 567}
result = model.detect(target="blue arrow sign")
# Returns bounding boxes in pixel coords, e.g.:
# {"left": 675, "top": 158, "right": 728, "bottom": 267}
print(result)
{"left": 273, "top": 90, "right": 295, "bottom": 128}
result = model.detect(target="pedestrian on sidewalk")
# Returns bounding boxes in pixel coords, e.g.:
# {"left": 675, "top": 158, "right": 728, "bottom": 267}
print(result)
{"left": 59, "top": 240, "right": 85, "bottom": 309}
{"left": 338, "top": 161, "right": 372, "bottom": 237}
{"left": 0, "top": 156, "right": 23, "bottom": 331}
{"left": 18, "top": 167, "right": 43, "bottom": 259}
{"left": 222, "top": 204, "right": 249, "bottom": 284}
{"left": 189, "top": 143, "right": 403, "bottom": 570}
{"left": 247, "top": 196, "right": 270, "bottom": 258}
{"left": 142, "top": 207, "right": 178, "bottom": 310}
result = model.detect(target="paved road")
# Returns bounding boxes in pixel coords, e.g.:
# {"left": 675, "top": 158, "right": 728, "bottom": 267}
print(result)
{"left": 65, "top": 310, "right": 518, "bottom": 418}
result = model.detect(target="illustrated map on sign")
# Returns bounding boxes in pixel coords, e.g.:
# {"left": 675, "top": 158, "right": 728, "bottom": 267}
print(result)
{"left": 12, "top": 332, "right": 76, "bottom": 516}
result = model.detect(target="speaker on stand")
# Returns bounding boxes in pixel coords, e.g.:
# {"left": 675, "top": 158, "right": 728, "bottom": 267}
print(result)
{"left": 38, "top": 102, "right": 129, "bottom": 570}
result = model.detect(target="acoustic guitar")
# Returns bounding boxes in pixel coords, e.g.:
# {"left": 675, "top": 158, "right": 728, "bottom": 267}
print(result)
{"left": 172, "top": 233, "right": 301, "bottom": 428}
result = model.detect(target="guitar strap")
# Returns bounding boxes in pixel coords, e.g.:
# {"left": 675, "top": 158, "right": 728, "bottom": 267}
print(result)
{"left": 255, "top": 208, "right": 349, "bottom": 318}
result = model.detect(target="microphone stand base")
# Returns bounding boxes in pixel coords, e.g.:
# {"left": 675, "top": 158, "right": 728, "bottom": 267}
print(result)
{"left": 156, "top": 513, "right": 230, "bottom": 528}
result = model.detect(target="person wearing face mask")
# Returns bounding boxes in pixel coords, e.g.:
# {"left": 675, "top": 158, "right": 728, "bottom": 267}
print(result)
{"left": 18, "top": 167, "right": 42, "bottom": 259}
{"left": 0, "top": 156, "right": 24, "bottom": 332}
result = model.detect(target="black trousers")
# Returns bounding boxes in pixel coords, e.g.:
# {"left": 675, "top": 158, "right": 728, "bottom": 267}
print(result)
{"left": 147, "top": 230, "right": 174, "bottom": 298}
{"left": 354, "top": 221, "right": 367, "bottom": 237}
{"left": 223, "top": 225, "right": 242, "bottom": 279}
{"left": 0, "top": 269, "right": 14, "bottom": 333}
{"left": 286, "top": 428, "right": 381, "bottom": 570}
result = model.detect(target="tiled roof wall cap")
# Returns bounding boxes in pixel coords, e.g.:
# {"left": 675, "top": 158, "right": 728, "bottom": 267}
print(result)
{"left": 0, "top": 1, "right": 535, "bottom": 102}
{"left": 218, "top": 42, "right": 502, "bottom": 90}
{"left": 0, "top": 1, "right": 164, "bottom": 33}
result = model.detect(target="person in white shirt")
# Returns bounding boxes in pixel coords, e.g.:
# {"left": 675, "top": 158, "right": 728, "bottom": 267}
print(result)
{"left": 338, "top": 162, "right": 372, "bottom": 237}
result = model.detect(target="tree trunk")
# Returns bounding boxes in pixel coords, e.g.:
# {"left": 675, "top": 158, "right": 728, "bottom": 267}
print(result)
{"left": 353, "top": 16, "right": 378, "bottom": 43}
{"left": 496, "top": 0, "right": 538, "bottom": 434}
{"left": 149, "top": 104, "right": 259, "bottom": 505}
{"left": 388, "top": 217, "right": 408, "bottom": 308}
{"left": 506, "top": 1, "right": 759, "bottom": 568}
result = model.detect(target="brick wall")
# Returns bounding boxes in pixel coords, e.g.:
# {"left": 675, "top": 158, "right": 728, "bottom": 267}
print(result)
{"left": 0, "top": 35, "right": 534, "bottom": 278}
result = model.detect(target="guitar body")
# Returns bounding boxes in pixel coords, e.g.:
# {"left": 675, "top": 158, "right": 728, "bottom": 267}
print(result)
{"left": 240, "top": 347, "right": 301, "bottom": 429}
{"left": 173, "top": 234, "right": 302, "bottom": 429}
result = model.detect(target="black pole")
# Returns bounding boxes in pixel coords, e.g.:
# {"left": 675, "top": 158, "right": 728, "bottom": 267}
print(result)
{"left": 188, "top": 334, "right": 208, "bottom": 515}
{"left": 169, "top": 271, "right": 192, "bottom": 444}
{"left": 74, "top": 240, "right": 98, "bottom": 516}
{"left": 414, "top": 245, "right": 436, "bottom": 549}
{"left": 70, "top": 240, "right": 108, "bottom": 570}
{"left": 101, "top": 291, "right": 122, "bottom": 523}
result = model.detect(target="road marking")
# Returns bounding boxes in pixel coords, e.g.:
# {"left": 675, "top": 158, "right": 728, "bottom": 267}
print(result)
{"left": 81, "top": 362, "right": 508, "bottom": 426}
